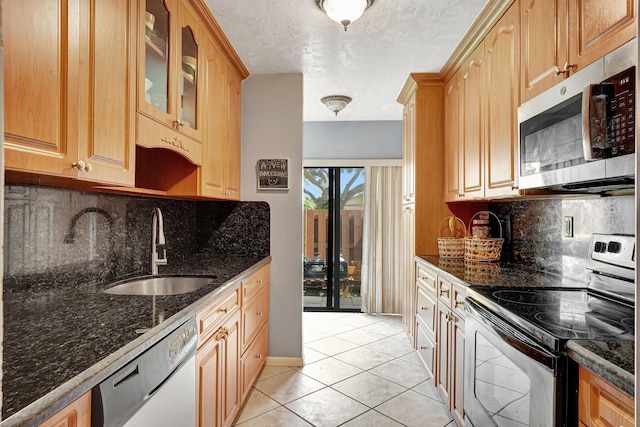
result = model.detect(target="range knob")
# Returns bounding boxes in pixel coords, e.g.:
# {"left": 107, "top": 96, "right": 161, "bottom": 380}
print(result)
{"left": 607, "top": 241, "right": 621, "bottom": 253}
{"left": 594, "top": 241, "right": 607, "bottom": 253}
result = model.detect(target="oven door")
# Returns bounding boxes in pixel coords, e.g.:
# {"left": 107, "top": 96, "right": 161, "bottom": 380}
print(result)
{"left": 464, "top": 298, "right": 565, "bottom": 427}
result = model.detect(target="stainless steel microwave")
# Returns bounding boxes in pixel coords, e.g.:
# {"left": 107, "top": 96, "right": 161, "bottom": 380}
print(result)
{"left": 518, "top": 40, "right": 636, "bottom": 192}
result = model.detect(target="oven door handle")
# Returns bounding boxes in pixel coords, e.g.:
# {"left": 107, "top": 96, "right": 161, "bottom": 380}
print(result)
{"left": 466, "top": 298, "right": 559, "bottom": 370}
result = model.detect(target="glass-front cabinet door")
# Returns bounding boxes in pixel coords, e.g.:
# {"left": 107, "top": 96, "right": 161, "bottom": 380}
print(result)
{"left": 141, "top": 0, "right": 174, "bottom": 122}
{"left": 139, "top": 0, "right": 202, "bottom": 142}
{"left": 176, "top": 4, "right": 201, "bottom": 141}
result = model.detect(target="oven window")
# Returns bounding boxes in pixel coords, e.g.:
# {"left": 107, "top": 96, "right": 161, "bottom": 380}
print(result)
{"left": 475, "top": 333, "right": 531, "bottom": 426}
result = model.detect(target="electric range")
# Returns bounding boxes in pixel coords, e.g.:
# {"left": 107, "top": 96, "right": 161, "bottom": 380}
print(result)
{"left": 464, "top": 234, "right": 635, "bottom": 427}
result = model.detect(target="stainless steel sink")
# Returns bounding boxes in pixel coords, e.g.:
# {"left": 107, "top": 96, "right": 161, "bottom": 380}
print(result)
{"left": 104, "top": 276, "right": 215, "bottom": 296}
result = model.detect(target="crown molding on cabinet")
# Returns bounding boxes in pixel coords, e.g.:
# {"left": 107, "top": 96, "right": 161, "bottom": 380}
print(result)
{"left": 192, "top": 0, "right": 250, "bottom": 79}
{"left": 397, "top": 73, "right": 443, "bottom": 105}
{"left": 439, "top": 0, "right": 514, "bottom": 83}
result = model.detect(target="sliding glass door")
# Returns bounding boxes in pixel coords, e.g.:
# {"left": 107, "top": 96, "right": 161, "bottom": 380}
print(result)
{"left": 303, "top": 167, "right": 364, "bottom": 311}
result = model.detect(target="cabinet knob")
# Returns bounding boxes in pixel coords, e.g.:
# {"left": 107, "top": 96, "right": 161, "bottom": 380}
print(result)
{"left": 72, "top": 160, "right": 85, "bottom": 171}
{"left": 218, "top": 307, "right": 228, "bottom": 313}
{"left": 84, "top": 162, "right": 93, "bottom": 173}
{"left": 454, "top": 300, "right": 465, "bottom": 309}
{"left": 420, "top": 306, "right": 428, "bottom": 311}
{"left": 257, "top": 311, "right": 263, "bottom": 316}
{"left": 420, "top": 346, "right": 429, "bottom": 350}
{"left": 257, "top": 279, "right": 263, "bottom": 285}
{"left": 256, "top": 354, "right": 262, "bottom": 359}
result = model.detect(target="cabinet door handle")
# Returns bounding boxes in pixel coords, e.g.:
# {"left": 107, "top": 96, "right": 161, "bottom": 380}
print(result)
{"left": 84, "top": 162, "right": 93, "bottom": 173}
{"left": 420, "top": 306, "right": 428, "bottom": 311}
{"left": 218, "top": 307, "right": 228, "bottom": 313}
{"left": 454, "top": 300, "right": 465, "bottom": 308}
{"left": 420, "top": 346, "right": 429, "bottom": 350}
{"left": 554, "top": 62, "right": 576, "bottom": 76}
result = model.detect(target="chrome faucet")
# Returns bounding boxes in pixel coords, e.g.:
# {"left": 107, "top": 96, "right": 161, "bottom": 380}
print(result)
{"left": 151, "top": 207, "right": 167, "bottom": 275}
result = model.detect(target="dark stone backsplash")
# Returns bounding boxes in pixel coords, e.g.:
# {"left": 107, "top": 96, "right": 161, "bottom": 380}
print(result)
{"left": 4, "top": 185, "right": 270, "bottom": 292}
{"left": 489, "top": 195, "right": 635, "bottom": 280}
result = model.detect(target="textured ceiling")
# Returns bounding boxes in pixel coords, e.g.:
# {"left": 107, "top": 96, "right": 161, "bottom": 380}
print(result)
{"left": 205, "top": 0, "right": 488, "bottom": 121}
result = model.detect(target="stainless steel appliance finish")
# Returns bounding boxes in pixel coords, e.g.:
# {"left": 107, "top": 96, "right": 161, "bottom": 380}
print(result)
{"left": 464, "top": 298, "right": 563, "bottom": 427}
{"left": 92, "top": 317, "right": 198, "bottom": 427}
{"left": 517, "top": 40, "right": 636, "bottom": 192}
{"left": 464, "top": 234, "right": 635, "bottom": 426}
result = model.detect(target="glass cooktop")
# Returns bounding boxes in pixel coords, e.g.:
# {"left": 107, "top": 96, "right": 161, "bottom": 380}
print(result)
{"left": 467, "top": 287, "right": 635, "bottom": 351}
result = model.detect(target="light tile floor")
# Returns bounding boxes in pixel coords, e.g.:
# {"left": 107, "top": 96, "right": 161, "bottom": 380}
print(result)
{"left": 233, "top": 312, "right": 455, "bottom": 427}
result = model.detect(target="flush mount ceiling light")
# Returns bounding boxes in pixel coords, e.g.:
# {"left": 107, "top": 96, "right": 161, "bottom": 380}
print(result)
{"left": 316, "top": 0, "right": 374, "bottom": 31}
{"left": 321, "top": 95, "right": 352, "bottom": 116}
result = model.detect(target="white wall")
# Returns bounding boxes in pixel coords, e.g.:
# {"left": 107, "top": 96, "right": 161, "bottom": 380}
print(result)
{"left": 304, "top": 121, "right": 402, "bottom": 159}
{"left": 241, "top": 74, "right": 304, "bottom": 362}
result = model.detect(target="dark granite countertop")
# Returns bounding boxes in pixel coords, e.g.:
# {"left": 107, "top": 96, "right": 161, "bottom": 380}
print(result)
{"left": 415, "top": 255, "right": 635, "bottom": 394}
{"left": 1, "top": 254, "right": 270, "bottom": 427}
{"left": 416, "top": 255, "right": 587, "bottom": 288}
{"left": 567, "top": 340, "right": 635, "bottom": 396}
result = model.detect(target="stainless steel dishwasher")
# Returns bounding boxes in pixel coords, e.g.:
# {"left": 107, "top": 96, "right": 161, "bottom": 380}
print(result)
{"left": 92, "top": 317, "right": 198, "bottom": 427}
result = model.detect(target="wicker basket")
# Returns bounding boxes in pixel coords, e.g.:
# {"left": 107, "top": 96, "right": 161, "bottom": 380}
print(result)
{"left": 437, "top": 216, "right": 466, "bottom": 259}
{"left": 464, "top": 211, "right": 504, "bottom": 262}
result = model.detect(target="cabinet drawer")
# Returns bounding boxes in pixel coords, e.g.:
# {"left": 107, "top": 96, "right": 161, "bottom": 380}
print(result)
{"left": 415, "top": 320, "right": 436, "bottom": 377}
{"left": 242, "top": 285, "right": 269, "bottom": 353}
{"left": 452, "top": 284, "right": 466, "bottom": 318}
{"left": 198, "top": 285, "right": 240, "bottom": 345}
{"left": 416, "top": 263, "right": 437, "bottom": 294}
{"left": 579, "top": 365, "right": 634, "bottom": 427}
{"left": 242, "top": 264, "right": 270, "bottom": 304}
{"left": 240, "top": 322, "right": 268, "bottom": 402}
{"left": 416, "top": 283, "right": 437, "bottom": 335}
{"left": 438, "top": 277, "right": 452, "bottom": 306}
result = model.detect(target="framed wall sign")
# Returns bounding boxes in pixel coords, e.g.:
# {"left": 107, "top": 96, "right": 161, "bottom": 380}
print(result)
{"left": 258, "top": 158, "right": 289, "bottom": 190}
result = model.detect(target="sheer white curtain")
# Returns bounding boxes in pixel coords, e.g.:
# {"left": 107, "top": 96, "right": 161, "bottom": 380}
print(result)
{"left": 361, "top": 166, "right": 403, "bottom": 314}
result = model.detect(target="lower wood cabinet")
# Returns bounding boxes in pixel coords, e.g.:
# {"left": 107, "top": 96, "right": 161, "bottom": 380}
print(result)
{"left": 240, "top": 322, "right": 269, "bottom": 402}
{"left": 578, "top": 365, "right": 634, "bottom": 427}
{"left": 414, "top": 259, "right": 466, "bottom": 427}
{"left": 197, "top": 309, "right": 241, "bottom": 427}
{"left": 38, "top": 391, "right": 92, "bottom": 427}
{"left": 197, "top": 263, "right": 270, "bottom": 427}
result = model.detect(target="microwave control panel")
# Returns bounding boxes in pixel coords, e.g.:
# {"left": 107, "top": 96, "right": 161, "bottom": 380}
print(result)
{"left": 604, "top": 66, "right": 635, "bottom": 156}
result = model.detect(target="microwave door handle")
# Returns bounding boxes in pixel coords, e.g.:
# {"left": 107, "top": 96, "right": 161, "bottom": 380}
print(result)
{"left": 582, "top": 84, "right": 595, "bottom": 160}
{"left": 582, "top": 84, "right": 611, "bottom": 161}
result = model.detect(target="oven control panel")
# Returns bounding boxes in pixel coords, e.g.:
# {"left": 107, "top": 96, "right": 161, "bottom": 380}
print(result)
{"left": 587, "top": 234, "right": 635, "bottom": 280}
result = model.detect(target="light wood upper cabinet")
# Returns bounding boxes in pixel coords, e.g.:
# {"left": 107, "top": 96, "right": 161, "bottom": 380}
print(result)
{"left": 484, "top": 1, "right": 520, "bottom": 199}
{"left": 521, "top": 0, "right": 636, "bottom": 102}
{"left": 461, "top": 44, "right": 485, "bottom": 200}
{"left": 137, "top": 0, "right": 203, "bottom": 165}
{"left": 402, "top": 93, "right": 417, "bottom": 204}
{"left": 568, "top": 0, "right": 636, "bottom": 70}
{"left": 520, "top": 0, "right": 568, "bottom": 102}
{"left": 4, "top": 0, "right": 136, "bottom": 186}
{"left": 444, "top": 73, "right": 463, "bottom": 202}
{"left": 199, "top": 36, "right": 242, "bottom": 200}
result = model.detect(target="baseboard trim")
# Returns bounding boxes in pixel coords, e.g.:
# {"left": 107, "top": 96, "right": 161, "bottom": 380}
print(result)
{"left": 266, "top": 356, "right": 305, "bottom": 367}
